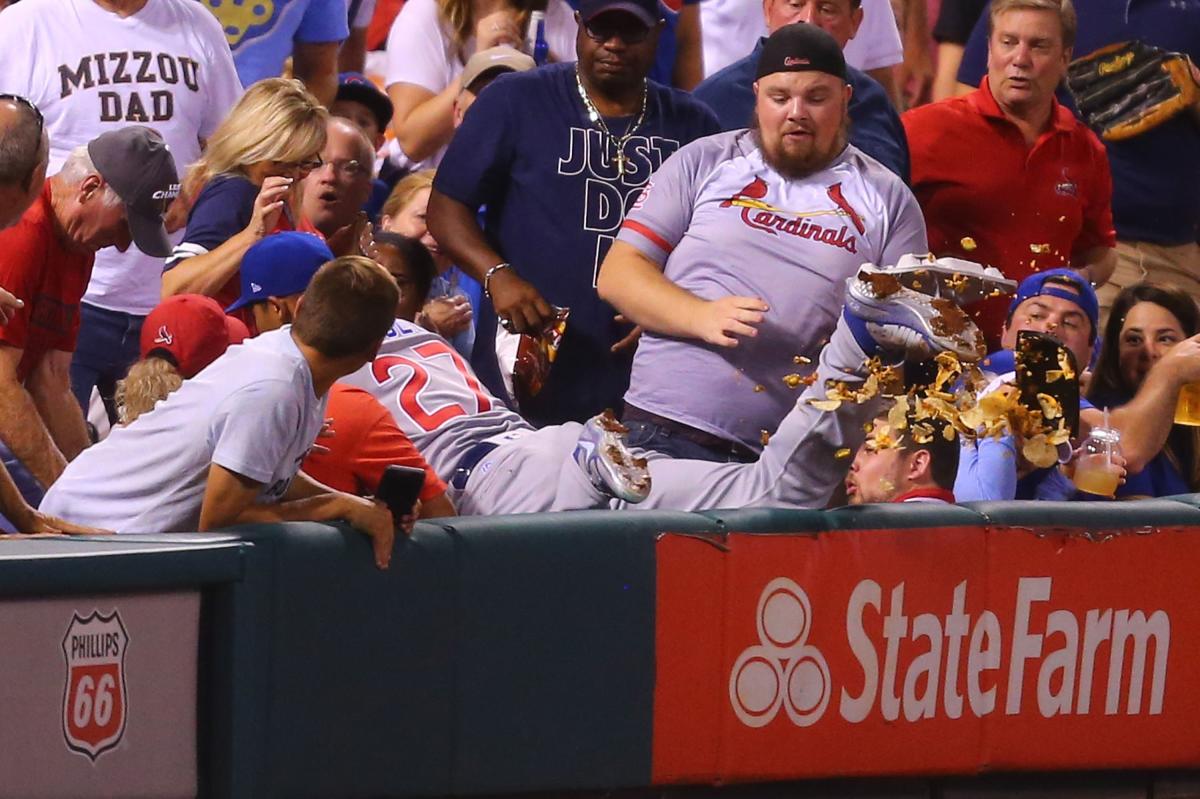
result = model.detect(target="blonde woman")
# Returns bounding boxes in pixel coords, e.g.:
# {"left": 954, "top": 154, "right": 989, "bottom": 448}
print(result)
{"left": 161, "top": 78, "right": 329, "bottom": 320}
{"left": 380, "top": 170, "right": 480, "bottom": 356}
{"left": 384, "top": 0, "right": 577, "bottom": 164}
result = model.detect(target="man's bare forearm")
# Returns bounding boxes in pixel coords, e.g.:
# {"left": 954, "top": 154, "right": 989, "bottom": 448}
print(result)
{"left": 0, "top": 379, "right": 66, "bottom": 487}
{"left": 29, "top": 377, "right": 89, "bottom": 461}
{"left": 427, "top": 189, "right": 504, "bottom": 283}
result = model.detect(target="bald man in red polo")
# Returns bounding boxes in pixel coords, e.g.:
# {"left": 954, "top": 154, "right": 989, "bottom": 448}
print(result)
{"left": 902, "top": 0, "right": 1115, "bottom": 345}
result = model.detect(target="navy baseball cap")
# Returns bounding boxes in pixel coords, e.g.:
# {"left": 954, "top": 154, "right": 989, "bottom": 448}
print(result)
{"left": 578, "top": 0, "right": 661, "bottom": 26}
{"left": 1007, "top": 268, "right": 1100, "bottom": 340}
{"left": 227, "top": 232, "right": 333, "bottom": 312}
{"left": 335, "top": 72, "right": 394, "bottom": 133}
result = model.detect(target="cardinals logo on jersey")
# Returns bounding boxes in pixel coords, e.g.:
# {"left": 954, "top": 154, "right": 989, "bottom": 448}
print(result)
{"left": 720, "top": 178, "right": 862, "bottom": 254}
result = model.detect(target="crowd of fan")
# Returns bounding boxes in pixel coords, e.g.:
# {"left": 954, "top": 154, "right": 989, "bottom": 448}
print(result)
{"left": 0, "top": 0, "right": 1196, "bottom": 560}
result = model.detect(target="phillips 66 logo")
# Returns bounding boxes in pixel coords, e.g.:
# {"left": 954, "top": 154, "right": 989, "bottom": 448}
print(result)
{"left": 729, "top": 578, "right": 831, "bottom": 728}
{"left": 62, "top": 610, "right": 129, "bottom": 760}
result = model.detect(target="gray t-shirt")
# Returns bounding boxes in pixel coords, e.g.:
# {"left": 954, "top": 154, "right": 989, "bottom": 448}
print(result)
{"left": 40, "top": 328, "right": 327, "bottom": 532}
{"left": 618, "top": 130, "right": 928, "bottom": 451}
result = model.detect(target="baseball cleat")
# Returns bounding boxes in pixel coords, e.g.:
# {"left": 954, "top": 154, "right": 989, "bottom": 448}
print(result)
{"left": 845, "top": 270, "right": 986, "bottom": 362}
{"left": 573, "top": 411, "right": 651, "bottom": 504}
{"left": 861, "top": 254, "right": 1017, "bottom": 305}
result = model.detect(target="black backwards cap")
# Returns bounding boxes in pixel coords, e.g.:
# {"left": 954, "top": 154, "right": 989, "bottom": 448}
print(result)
{"left": 754, "top": 23, "right": 848, "bottom": 82}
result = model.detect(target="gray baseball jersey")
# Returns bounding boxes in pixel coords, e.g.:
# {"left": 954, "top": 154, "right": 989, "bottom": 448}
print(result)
{"left": 617, "top": 130, "right": 926, "bottom": 452}
{"left": 40, "top": 328, "right": 327, "bottom": 531}
{"left": 344, "top": 318, "right": 875, "bottom": 516}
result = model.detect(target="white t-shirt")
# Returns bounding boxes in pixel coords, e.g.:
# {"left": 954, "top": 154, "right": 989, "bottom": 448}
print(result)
{"left": 383, "top": 0, "right": 577, "bottom": 166}
{"left": 700, "top": 0, "right": 903, "bottom": 78}
{"left": 40, "top": 328, "right": 328, "bottom": 533}
{"left": 0, "top": 0, "right": 243, "bottom": 315}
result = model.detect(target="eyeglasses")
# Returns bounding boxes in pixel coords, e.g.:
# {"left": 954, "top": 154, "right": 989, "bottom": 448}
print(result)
{"left": 323, "top": 158, "right": 369, "bottom": 179}
{"left": 583, "top": 18, "right": 653, "bottom": 44}
{"left": 0, "top": 93, "right": 46, "bottom": 192}
{"left": 275, "top": 155, "right": 324, "bottom": 175}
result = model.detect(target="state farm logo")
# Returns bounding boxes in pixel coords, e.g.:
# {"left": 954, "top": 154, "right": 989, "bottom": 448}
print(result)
{"left": 729, "top": 578, "right": 831, "bottom": 727}
{"left": 62, "top": 610, "right": 129, "bottom": 760}
{"left": 730, "top": 577, "right": 1170, "bottom": 729}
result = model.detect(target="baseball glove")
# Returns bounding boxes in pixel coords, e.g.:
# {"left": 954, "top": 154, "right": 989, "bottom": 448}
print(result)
{"left": 1067, "top": 40, "right": 1200, "bottom": 142}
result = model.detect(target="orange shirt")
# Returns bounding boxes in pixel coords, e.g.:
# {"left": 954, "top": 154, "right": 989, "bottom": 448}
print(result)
{"left": 303, "top": 384, "right": 446, "bottom": 501}
{"left": 0, "top": 181, "right": 94, "bottom": 381}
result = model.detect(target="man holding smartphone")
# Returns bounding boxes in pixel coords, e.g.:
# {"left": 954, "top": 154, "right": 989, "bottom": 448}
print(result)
{"left": 40, "top": 256, "right": 410, "bottom": 570}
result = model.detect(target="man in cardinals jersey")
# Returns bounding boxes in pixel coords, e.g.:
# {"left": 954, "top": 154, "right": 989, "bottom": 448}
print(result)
{"left": 341, "top": 267, "right": 986, "bottom": 515}
{"left": 597, "top": 23, "right": 927, "bottom": 463}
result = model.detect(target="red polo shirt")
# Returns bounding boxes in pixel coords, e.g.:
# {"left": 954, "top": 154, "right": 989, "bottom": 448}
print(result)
{"left": 0, "top": 181, "right": 94, "bottom": 382}
{"left": 902, "top": 78, "right": 1116, "bottom": 343}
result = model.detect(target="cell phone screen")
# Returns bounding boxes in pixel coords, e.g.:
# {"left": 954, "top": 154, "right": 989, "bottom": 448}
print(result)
{"left": 1015, "top": 330, "right": 1080, "bottom": 438}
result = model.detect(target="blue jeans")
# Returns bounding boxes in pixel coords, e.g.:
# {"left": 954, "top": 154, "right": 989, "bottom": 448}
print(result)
{"left": 623, "top": 419, "right": 757, "bottom": 464}
{"left": 69, "top": 303, "right": 144, "bottom": 423}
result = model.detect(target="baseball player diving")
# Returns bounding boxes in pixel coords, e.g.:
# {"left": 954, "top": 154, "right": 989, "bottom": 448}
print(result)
{"left": 343, "top": 263, "right": 991, "bottom": 515}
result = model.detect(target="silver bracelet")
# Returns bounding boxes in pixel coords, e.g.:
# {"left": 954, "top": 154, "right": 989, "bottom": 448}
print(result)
{"left": 483, "top": 262, "right": 512, "bottom": 299}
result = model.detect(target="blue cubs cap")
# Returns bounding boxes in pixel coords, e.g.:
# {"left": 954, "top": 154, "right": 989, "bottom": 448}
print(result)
{"left": 1007, "top": 268, "right": 1100, "bottom": 341}
{"left": 335, "top": 72, "right": 394, "bottom": 133}
{"left": 226, "top": 232, "right": 333, "bottom": 312}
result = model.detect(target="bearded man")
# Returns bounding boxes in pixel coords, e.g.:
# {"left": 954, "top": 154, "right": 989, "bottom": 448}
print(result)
{"left": 597, "top": 23, "right": 927, "bottom": 463}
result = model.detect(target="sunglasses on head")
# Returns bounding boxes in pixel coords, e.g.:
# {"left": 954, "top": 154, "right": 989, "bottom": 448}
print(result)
{"left": 0, "top": 93, "right": 44, "bottom": 135}
{"left": 0, "top": 93, "right": 46, "bottom": 192}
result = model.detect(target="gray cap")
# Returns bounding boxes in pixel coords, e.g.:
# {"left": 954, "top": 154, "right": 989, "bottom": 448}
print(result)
{"left": 460, "top": 46, "right": 536, "bottom": 93}
{"left": 87, "top": 126, "right": 179, "bottom": 258}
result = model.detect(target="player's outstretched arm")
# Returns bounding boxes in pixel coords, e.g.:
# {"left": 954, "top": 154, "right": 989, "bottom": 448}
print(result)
{"left": 199, "top": 464, "right": 402, "bottom": 569}
{"left": 597, "top": 241, "right": 768, "bottom": 348}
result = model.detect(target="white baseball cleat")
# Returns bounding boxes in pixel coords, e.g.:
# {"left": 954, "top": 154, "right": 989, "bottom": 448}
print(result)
{"left": 860, "top": 254, "right": 1017, "bottom": 305}
{"left": 844, "top": 270, "right": 986, "bottom": 362}
{"left": 573, "top": 411, "right": 651, "bottom": 503}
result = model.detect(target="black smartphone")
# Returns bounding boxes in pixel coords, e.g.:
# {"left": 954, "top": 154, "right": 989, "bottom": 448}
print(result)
{"left": 375, "top": 465, "right": 426, "bottom": 521}
{"left": 1015, "top": 330, "right": 1080, "bottom": 438}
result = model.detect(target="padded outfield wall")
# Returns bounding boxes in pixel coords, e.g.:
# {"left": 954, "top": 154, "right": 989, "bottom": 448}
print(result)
{"left": 2, "top": 498, "right": 1199, "bottom": 797}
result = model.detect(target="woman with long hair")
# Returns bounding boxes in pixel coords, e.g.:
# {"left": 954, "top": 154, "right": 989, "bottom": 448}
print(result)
{"left": 384, "top": 0, "right": 577, "bottom": 164}
{"left": 1086, "top": 283, "right": 1200, "bottom": 498}
{"left": 161, "top": 78, "right": 329, "bottom": 319}
{"left": 379, "top": 169, "right": 480, "bottom": 356}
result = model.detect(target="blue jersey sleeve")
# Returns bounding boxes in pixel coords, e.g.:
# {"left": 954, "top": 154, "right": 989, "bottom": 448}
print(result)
{"left": 168, "top": 176, "right": 258, "bottom": 267}
{"left": 433, "top": 73, "right": 519, "bottom": 209}
{"left": 297, "top": 0, "right": 351, "bottom": 43}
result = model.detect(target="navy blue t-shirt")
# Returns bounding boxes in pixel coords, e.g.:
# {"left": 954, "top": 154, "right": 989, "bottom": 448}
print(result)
{"left": 692, "top": 40, "right": 912, "bottom": 183}
{"left": 435, "top": 62, "right": 720, "bottom": 426}
{"left": 958, "top": 0, "right": 1200, "bottom": 245}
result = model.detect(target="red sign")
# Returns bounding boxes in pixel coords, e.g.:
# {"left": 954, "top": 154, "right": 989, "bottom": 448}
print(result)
{"left": 62, "top": 610, "right": 129, "bottom": 760}
{"left": 652, "top": 526, "right": 1200, "bottom": 784}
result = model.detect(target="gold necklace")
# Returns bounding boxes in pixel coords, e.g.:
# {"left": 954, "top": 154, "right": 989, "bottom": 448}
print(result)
{"left": 574, "top": 66, "right": 648, "bottom": 177}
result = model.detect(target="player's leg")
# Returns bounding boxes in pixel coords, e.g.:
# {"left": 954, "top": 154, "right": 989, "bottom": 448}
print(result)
{"left": 455, "top": 424, "right": 613, "bottom": 515}
{"left": 626, "top": 275, "right": 985, "bottom": 511}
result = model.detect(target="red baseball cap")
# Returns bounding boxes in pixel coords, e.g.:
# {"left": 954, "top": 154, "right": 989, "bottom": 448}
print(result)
{"left": 140, "top": 295, "right": 249, "bottom": 378}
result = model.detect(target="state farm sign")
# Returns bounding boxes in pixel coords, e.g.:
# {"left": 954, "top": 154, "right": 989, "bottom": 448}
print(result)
{"left": 653, "top": 527, "right": 1200, "bottom": 784}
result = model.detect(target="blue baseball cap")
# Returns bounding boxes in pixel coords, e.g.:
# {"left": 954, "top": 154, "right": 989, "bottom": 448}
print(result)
{"left": 1007, "top": 268, "right": 1099, "bottom": 341}
{"left": 226, "top": 232, "right": 333, "bottom": 312}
